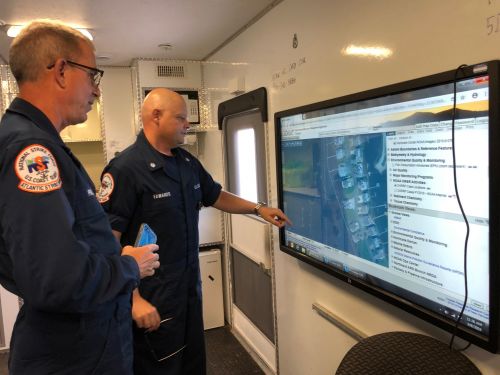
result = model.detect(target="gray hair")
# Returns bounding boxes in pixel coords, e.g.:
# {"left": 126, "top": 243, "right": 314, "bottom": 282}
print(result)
{"left": 9, "top": 19, "right": 93, "bottom": 84}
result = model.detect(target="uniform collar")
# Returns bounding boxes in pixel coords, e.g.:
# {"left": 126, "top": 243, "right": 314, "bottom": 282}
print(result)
{"left": 7, "top": 97, "right": 64, "bottom": 145}
{"left": 136, "top": 131, "right": 165, "bottom": 171}
{"left": 136, "top": 131, "right": 186, "bottom": 181}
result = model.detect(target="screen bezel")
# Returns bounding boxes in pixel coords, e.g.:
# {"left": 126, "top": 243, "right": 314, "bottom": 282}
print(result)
{"left": 274, "top": 61, "right": 500, "bottom": 353}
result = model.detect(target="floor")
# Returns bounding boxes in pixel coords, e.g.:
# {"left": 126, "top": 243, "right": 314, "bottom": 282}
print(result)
{"left": 205, "top": 325, "right": 264, "bottom": 375}
{"left": 0, "top": 325, "right": 263, "bottom": 374}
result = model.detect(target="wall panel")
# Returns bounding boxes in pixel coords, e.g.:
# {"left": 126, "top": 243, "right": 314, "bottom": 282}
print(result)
{"left": 204, "top": 0, "right": 500, "bottom": 373}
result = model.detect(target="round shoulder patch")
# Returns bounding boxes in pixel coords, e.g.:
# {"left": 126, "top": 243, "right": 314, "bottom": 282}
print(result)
{"left": 14, "top": 144, "right": 62, "bottom": 193}
{"left": 97, "top": 172, "right": 114, "bottom": 203}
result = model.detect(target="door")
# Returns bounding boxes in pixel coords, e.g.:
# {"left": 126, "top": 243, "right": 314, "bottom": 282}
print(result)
{"left": 219, "top": 88, "right": 277, "bottom": 372}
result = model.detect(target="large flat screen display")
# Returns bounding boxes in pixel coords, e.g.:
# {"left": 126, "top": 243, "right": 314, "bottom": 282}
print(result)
{"left": 275, "top": 61, "right": 500, "bottom": 352}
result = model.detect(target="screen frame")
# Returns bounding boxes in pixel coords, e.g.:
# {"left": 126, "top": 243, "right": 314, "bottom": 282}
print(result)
{"left": 274, "top": 60, "right": 500, "bottom": 353}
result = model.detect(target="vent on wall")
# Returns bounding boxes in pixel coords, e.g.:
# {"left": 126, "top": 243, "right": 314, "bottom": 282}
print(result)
{"left": 157, "top": 64, "right": 185, "bottom": 78}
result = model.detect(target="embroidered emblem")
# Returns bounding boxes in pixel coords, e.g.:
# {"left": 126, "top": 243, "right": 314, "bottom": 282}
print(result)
{"left": 194, "top": 183, "right": 200, "bottom": 190}
{"left": 97, "top": 173, "right": 114, "bottom": 203}
{"left": 14, "top": 144, "right": 62, "bottom": 193}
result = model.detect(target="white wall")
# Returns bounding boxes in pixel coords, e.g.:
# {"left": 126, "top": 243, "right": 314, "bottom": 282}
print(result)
{"left": 0, "top": 287, "right": 18, "bottom": 350}
{"left": 185, "top": 130, "right": 225, "bottom": 245}
{"left": 100, "top": 67, "right": 137, "bottom": 161}
{"left": 203, "top": 0, "right": 500, "bottom": 373}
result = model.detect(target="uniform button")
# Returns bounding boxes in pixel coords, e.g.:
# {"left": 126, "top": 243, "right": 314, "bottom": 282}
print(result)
{"left": 150, "top": 162, "right": 156, "bottom": 168}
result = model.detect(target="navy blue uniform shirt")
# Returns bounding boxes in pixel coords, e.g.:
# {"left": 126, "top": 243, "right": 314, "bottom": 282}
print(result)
{"left": 0, "top": 98, "right": 140, "bottom": 374}
{"left": 99, "top": 131, "right": 221, "bottom": 268}
{"left": 99, "top": 131, "right": 222, "bottom": 374}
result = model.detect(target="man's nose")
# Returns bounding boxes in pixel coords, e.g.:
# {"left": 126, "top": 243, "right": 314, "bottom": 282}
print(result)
{"left": 93, "top": 85, "right": 101, "bottom": 97}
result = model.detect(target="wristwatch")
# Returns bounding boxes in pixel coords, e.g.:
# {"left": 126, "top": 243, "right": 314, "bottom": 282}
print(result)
{"left": 253, "top": 201, "right": 267, "bottom": 216}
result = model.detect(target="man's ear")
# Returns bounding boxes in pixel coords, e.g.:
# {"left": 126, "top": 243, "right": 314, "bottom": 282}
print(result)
{"left": 53, "top": 59, "right": 68, "bottom": 88}
{"left": 152, "top": 109, "right": 161, "bottom": 125}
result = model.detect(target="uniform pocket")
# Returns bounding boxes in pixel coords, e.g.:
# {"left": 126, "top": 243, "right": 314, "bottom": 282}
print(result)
{"left": 73, "top": 193, "right": 118, "bottom": 255}
{"left": 142, "top": 193, "right": 179, "bottom": 213}
{"left": 139, "top": 261, "right": 188, "bottom": 313}
{"left": 13, "top": 320, "right": 79, "bottom": 363}
{"left": 143, "top": 314, "right": 187, "bottom": 362}
{"left": 11, "top": 311, "right": 87, "bottom": 373}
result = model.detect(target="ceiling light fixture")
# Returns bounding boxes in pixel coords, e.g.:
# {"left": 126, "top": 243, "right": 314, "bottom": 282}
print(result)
{"left": 96, "top": 54, "right": 112, "bottom": 61}
{"left": 342, "top": 44, "right": 393, "bottom": 59}
{"left": 6, "top": 25, "right": 23, "bottom": 38}
{"left": 6, "top": 24, "right": 93, "bottom": 40}
{"left": 158, "top": 43, "right": 173, "bottom": 51}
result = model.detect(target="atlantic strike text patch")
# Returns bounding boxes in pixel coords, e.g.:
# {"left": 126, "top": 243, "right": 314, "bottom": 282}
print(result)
{"left": 14, "top": 144, "right": 62, "bottom": 193}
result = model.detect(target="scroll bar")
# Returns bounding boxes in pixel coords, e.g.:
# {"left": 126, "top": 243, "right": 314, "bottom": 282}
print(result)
{"left": 312, "top": 302, "right": 368, "bottom": 342}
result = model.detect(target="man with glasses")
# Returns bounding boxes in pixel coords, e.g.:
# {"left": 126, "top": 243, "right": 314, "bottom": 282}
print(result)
{"left": 0, "top": 19, "right": 160, "bottom": 374}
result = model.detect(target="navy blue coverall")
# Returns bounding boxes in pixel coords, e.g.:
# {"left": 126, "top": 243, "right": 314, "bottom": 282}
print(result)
{"left": 99, "top": 131, "right": 222, "bottom": 375}
{"left": 0, "top": 98, "right": 140, "bottom": 374}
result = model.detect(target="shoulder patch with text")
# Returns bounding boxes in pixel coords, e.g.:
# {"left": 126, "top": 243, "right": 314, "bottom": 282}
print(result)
{"left": 97, "top": 172, "right": 114, "bottom": 203}
{"left": 15, "top": 144, "right": 62, "bottom": 193}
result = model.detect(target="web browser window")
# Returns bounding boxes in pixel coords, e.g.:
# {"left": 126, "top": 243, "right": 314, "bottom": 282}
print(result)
{"left": 280, "top": 76, "right": 489, "bottom": 335}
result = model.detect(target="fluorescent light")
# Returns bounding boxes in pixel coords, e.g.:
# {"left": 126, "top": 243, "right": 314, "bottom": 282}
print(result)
{"left": 6, "top": 24, "right": 93, "bottom": 40}
{"left": 77, "top": 28, "right": 93, "bottom": 41}
{"left": 342, "top": 44, "right": 393, "bottom": 59}
{"left": 6, "top": 25, "right": 23, "bottom": 37}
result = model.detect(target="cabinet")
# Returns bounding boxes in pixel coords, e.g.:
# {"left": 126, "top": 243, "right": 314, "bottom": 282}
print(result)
{"left": 60, "top": 102, "right": 102, "bottom": 142}
{"left": 0, "top": 286, "right": 19, "bottom": 350}
{"left": 60, "top": 102, "right": 106, "bottom": 188}
{"left": 199, "top": 249, "right": 224, "bottom": 330}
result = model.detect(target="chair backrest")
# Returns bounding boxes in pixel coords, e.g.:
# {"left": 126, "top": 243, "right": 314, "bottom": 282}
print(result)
{"left": 335, "top": 331, "right": 481, "bottom": 375}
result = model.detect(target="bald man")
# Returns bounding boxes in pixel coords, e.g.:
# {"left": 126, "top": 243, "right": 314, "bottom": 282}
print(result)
{"left": 0, "top": 20, "right": 159, "bottom": 374}
{"left": 98, "top": 88, "right": 290, "bottom": 375}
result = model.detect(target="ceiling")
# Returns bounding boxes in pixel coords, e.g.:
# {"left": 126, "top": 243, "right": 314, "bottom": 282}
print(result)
{"left": 0, "top": 0, "right": 281, "bottom": 66}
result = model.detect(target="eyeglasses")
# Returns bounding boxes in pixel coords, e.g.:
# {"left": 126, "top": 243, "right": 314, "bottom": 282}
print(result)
{"left": 66, "top": 60, "right": 104, "bottom": 86}
{"left": 47, "top": 60, "right": 104, "bottom": 87}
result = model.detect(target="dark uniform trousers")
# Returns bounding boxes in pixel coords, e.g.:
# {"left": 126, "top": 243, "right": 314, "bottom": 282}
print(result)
{"left": 132, "top": 262, "right": 206, "bottom": 375}
{"left": 9, "top": 296, "right": 133, "bottom": 375}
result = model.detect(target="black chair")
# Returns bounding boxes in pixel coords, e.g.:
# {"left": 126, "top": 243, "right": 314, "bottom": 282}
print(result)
{"left": 335, "top": 331, "right": 481, "bottom": 375}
